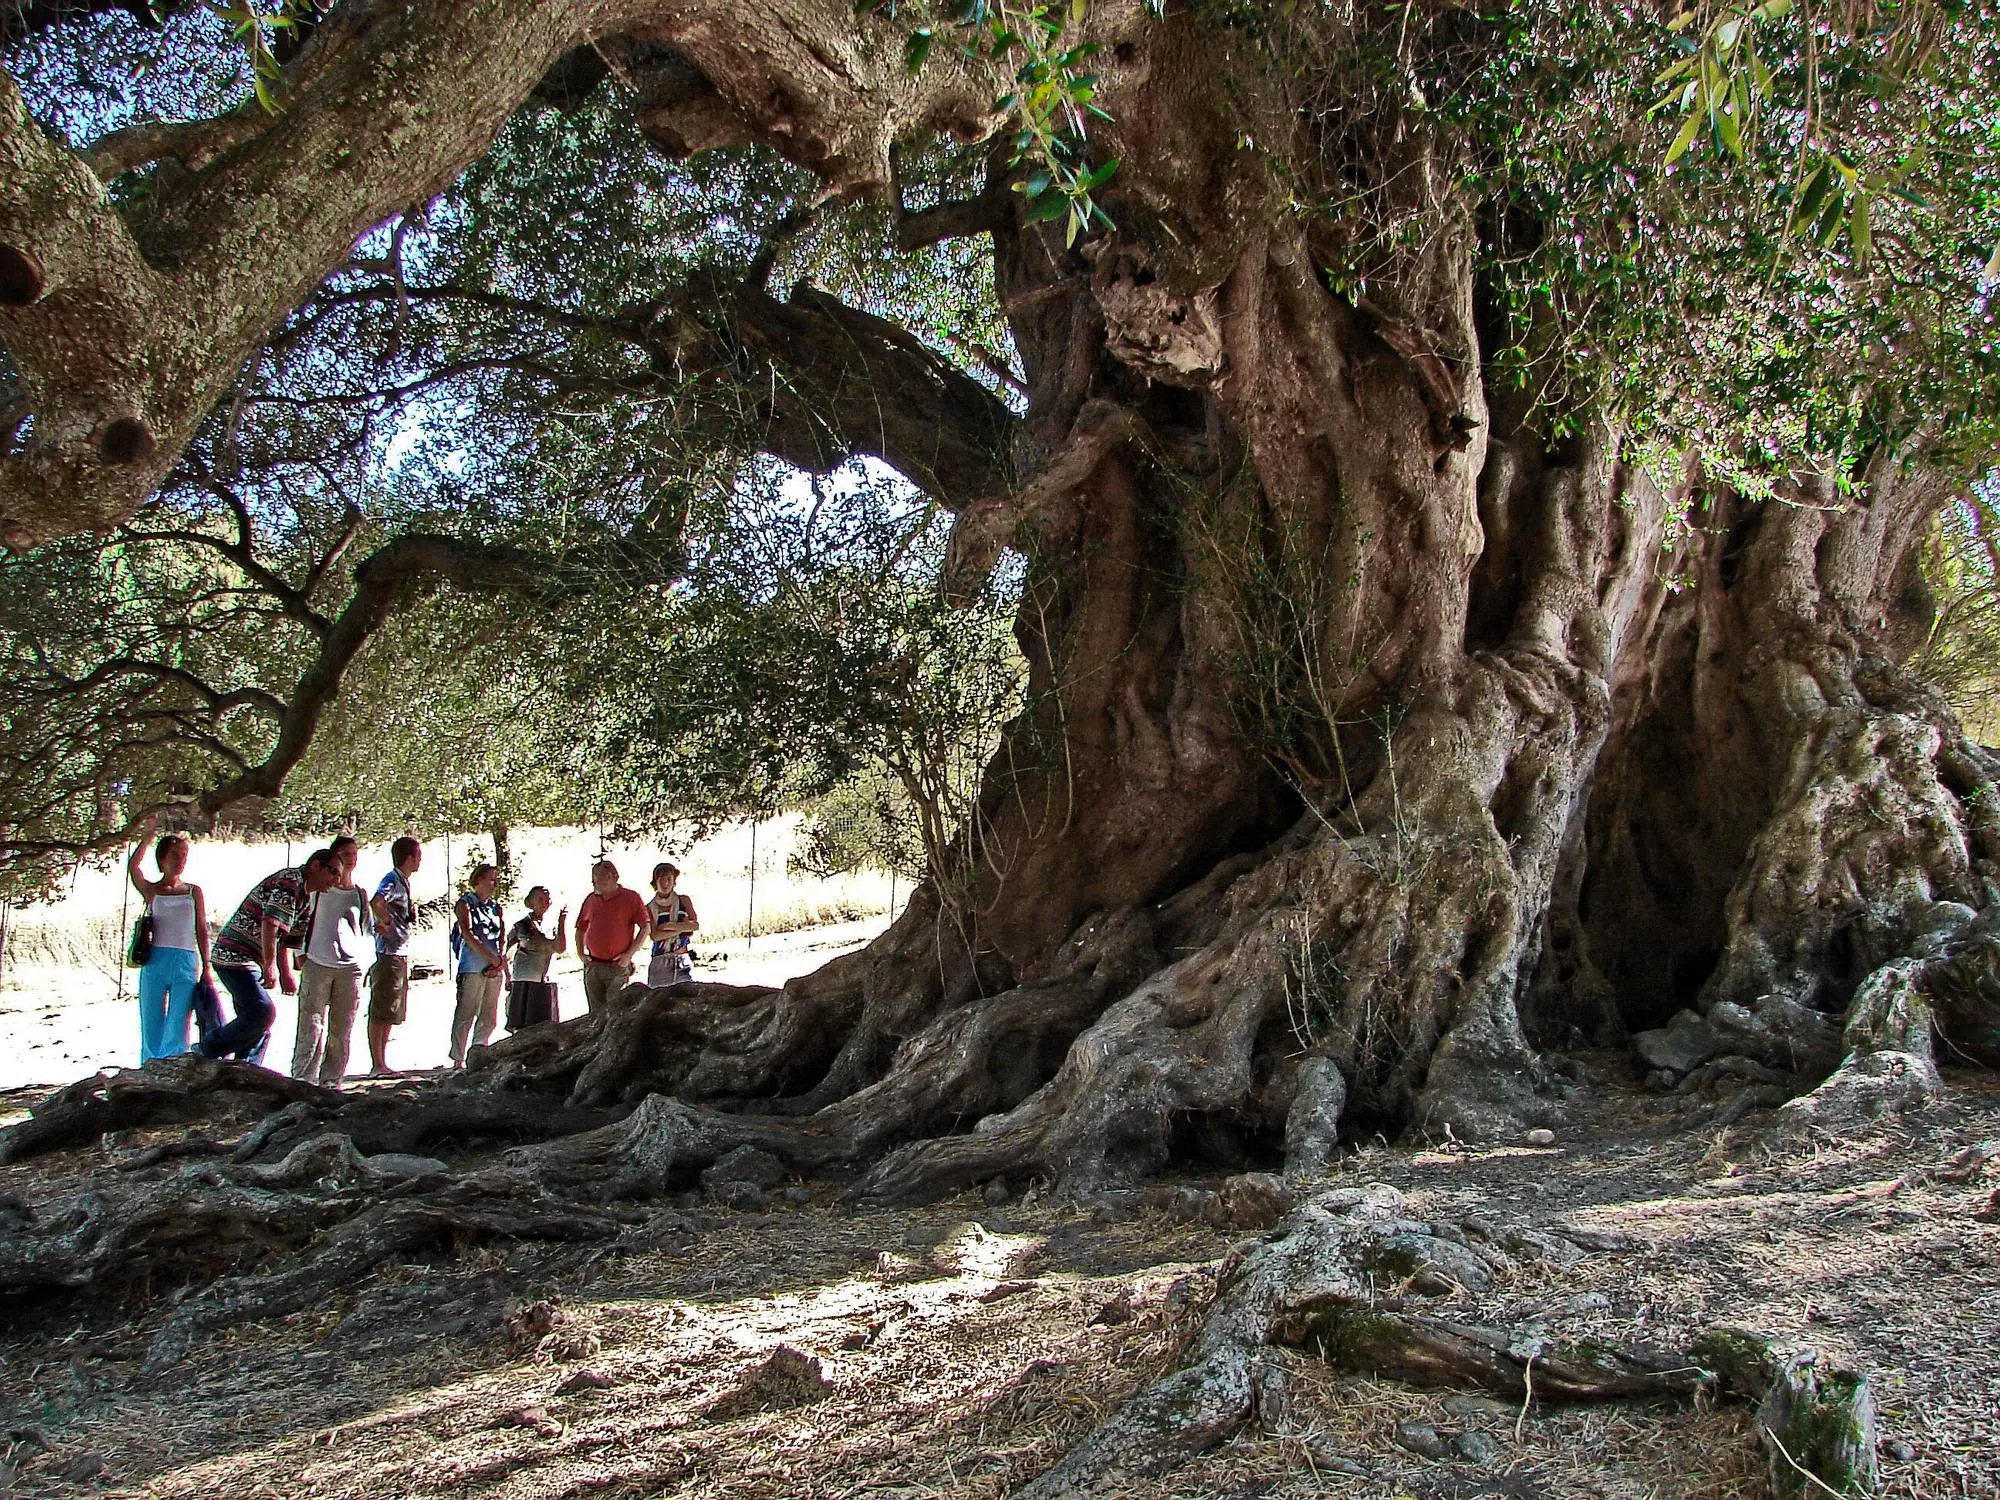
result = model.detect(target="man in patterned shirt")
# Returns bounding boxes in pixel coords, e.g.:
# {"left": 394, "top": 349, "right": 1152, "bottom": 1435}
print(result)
{"left": 200, "top": 848, "right": 339, "bottom": 1064}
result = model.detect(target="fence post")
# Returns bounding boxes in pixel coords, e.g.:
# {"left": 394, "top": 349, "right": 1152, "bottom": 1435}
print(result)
{"left": 116, "top": 842, "right": 132, "bottom": 1007}
{"left": 746, "top": 817, "right": 758, "bottom": 949}
{"left": 444, "top": 830, "right": 453, "bottom": 972}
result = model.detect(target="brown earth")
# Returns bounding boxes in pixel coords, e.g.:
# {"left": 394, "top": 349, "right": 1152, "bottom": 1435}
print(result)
{"left": 0, "top": 1063, "right": 1995, "bottom": 1500}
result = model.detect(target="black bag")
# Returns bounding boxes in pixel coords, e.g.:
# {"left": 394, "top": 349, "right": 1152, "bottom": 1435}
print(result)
{"left": 126, "top": 912, "right": 155, "bottom": 968}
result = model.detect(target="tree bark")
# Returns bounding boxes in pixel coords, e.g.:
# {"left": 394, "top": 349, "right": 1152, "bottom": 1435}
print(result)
{"left": 1012, "top": 1183, "right": 1879, "bottom": 1498}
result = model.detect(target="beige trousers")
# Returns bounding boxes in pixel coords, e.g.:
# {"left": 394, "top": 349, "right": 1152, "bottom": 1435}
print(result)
{"left": 581, "top": 959, "right": 633, "bottom": 1015}
{"left": 292, "top": 960, "right": 362, "bottom": 1085}
{"left": 451, "top": 969, "right": 503, "bottom": 1065}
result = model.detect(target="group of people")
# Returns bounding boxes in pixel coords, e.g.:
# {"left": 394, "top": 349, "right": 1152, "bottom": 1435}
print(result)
{"left": 125, "top": 824, "right": 699, "bottom": 1083}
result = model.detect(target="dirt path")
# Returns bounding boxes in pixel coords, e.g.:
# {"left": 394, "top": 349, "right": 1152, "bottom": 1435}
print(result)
{"left": 1, "top": 1066, "right": 1995, "bottom": 1498}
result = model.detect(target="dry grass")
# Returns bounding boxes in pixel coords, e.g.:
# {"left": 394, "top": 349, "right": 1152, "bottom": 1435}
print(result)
{"left": 1, "top": 1064, "right": 1996, "bottom": 1498}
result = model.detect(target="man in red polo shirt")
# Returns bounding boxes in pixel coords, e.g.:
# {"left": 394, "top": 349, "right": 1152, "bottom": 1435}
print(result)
{"left": 574, "top": 859, "right": 649, "bottom": 1014}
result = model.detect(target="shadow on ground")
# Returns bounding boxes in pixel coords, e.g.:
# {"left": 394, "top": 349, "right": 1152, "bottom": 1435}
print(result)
{"left": 2, "top": 1063, "right": 1996, "bottom": 1499}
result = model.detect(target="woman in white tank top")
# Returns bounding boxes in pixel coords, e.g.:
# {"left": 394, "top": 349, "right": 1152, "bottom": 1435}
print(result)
{"left": 126, "top": 816, "right": 213, "bottom": 1062}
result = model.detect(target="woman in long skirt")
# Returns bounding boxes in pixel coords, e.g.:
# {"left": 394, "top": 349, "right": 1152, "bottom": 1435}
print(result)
{"left": 505, "top": 886, "right": 566, "bottom": 1031}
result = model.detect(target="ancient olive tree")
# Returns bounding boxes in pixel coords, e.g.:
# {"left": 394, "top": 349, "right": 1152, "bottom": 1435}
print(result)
{"left": 5, "top": 0, "right": 2000, "bottom": 1209}
{"left": 4, "top": 3, "right": 1992, "bottom": 1492}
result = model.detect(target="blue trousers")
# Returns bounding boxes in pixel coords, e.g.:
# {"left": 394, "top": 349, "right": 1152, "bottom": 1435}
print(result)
{"left": 137, "top": 947, "right": 201, "bottom": 1062}
{"left": 203, "top": 965, "right": 276, "bottom": 1065}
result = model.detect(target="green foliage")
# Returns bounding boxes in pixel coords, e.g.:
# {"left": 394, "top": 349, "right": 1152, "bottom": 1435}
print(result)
{"left": 1655, "top": 1, "right": 1796, "bottom": 168}
{"left": 1651, "top": 0, "right": 1952, "bottom": 266}
{"left": 269, "top": 594, "right": 604, "bottom": 839}
{"left": 861, "top": 0, "right": 1123, "bottom": 244}
{"left": 794, "top": 766, "right": 927, "bottom": 882}
{"left": 3, "top": 4, "right": 251, "bottom": 148}
{"left": 208, "top": 0, "right": 324, "bottom": 110}
{"left": 1910, "top": 481, "right": 2000, "bottom": 741}
{"left": 1218, "top": 1, "right": 2000, "bottom": 480}
{"left": 565, "top": 462, "right": 1026, "bottom": 882}
{"left": 0, "top": 511, "right": 319, "bottom": 901}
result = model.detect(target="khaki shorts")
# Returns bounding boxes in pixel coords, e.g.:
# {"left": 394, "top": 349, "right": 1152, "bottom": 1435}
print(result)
{"left": 366, "top": 955, "right": 409, "bottom": 1026}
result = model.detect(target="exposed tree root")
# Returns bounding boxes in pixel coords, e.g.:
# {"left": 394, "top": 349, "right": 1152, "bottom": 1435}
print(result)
{"left": 0, "top": 1126, "right": 456, "bottom": 1295}
{"left": 1704, "top": 705, "right": 2000, "bottom": 1137}
{"left": 0, "top": 1056, "right": 339, "bottom": 1165}
{"left": 141, "top": 1172, "right": 621, "bottom": 1374}
{"left": 1608, "top": 674, "right": 2000, "bottom": 1134}
{"left": 331, "top": 1083, "right": 623, "bottom": 1157}
{"left": 0, "top": 1056, "right": 626, "bottom": 1177}
{"left": 1015, "top": 1184, "right": 1880, "bottom": 1498}
{"left": 0, "top": 1165, "right": 343, "bottom": 1293}
{"left": 1573, "top": 482, "right": 2000, "bottom": 1134}
{"left": 491, "top": 900, "right": 1190, "bottom": 1201}
{"left": 3, "top": 1112, "right": 624, "bottom": 1379}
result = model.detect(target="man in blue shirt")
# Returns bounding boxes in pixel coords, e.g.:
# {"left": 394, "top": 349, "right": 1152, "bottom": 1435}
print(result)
{"left": 365, "top": 836, "right": 422, "bottom": 1075}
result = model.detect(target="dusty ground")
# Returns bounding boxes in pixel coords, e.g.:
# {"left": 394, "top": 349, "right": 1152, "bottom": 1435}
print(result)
{"left": 1, "top": 1062, "right": 1996, "bottom": 1499}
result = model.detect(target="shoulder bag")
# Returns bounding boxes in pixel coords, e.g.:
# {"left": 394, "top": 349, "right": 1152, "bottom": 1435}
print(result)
{"left": 126, "top": 911, "right": 155, "bottom": 967}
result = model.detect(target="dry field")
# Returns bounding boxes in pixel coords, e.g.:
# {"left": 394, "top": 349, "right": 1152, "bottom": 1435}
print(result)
{"left": 1, "top": 1061, "right": 1995, "bottom": 1499}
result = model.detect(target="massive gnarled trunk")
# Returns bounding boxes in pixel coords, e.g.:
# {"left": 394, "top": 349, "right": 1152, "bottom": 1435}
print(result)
{"left": 4, "top": 3, "right": 1995, "bottom": 1213}
{"left": 443, "top": 135, "right": 1989, "bottom": 1225}
{"left": 505, "top": 14, "right": 1999, "bottom": 1194}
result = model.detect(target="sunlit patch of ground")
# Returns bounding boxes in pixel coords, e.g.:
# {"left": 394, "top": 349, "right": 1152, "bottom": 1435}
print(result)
{"left": 1, "top": 1066, "right": 1995, "bottom": 1498}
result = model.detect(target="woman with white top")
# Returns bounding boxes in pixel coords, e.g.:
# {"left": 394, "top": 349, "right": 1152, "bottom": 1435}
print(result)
{"left": 291, "top": 836, "right": 373, "bottom": 1085}
{"left": 126, "top": 816, "right": 212, "bottom": 1062}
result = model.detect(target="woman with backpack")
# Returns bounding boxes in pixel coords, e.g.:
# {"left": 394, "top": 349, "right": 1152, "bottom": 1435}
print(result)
{"left": 449, "top": 863, "right": 506, "bottom": 1067}
{"left": 125, "top": 815, "right": 213, "bottom": 1062}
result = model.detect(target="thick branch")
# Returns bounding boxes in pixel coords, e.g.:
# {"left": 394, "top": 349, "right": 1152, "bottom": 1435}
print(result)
{"left": 25, "top": 656, "right": 286, "bottom": 719}
{"left": 726, "top": 280, "right": 1018, "bottom": 509}
{"left": 296, "top": 272, "right": 1020, "bottom": 511}
{"left": 0, "top": 68, "right": 171, "bottom": 539}
{"left": 1, "top": 0, "right": 1003, "bottom": 548}
{"left": 189, "top": 530, "right": 556, "bottom": 824}
{"left": 891, "top": 148, "right": 1014, "bottom": 252}
{"left": 123, "top": 477, "right": 329, "bottom": 635}
{"left": 82, "top": 108, "right": 272, "bottom": 183}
